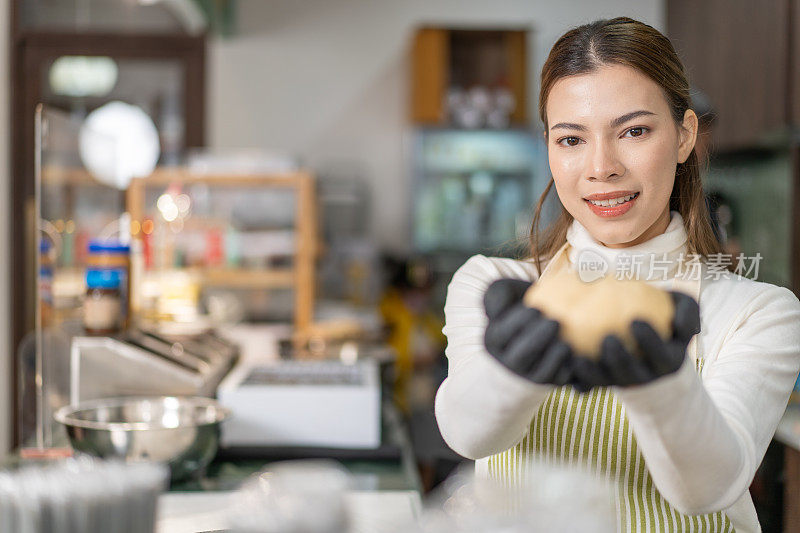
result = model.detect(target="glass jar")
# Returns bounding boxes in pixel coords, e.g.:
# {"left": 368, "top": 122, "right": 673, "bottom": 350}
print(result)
{"left": 86, "top": 240, "right": 130, "bottom": 329}
{"left": 84, "top": 268, "right": 123, "bottom": 335}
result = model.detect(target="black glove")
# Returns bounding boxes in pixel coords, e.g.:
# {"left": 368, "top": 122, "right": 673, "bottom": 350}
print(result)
{"left": 483, "top": 278, "right": 574, "bottom": 386}
{"left": 570, "top": 291, "right": 701, "bottom": 392}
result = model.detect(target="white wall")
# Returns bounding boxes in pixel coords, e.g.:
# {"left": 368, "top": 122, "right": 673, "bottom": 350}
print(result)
{"left": 209, "top": 0, "right": 665, "bottom": 252}
{"left": 0, "top": 0, "right": 10, "bottom": 458}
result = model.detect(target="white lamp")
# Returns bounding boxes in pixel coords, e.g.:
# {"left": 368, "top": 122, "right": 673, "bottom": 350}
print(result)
{"left": 79, "top": 101, "right": 161, "bottom": 190}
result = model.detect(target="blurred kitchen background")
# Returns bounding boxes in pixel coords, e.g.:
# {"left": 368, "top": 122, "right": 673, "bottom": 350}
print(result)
{"left": 0, "top": 0, "right": 799, "bottom": 531}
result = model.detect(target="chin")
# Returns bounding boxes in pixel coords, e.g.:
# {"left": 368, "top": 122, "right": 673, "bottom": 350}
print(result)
{"left": 580, "top": 218, "right": 640, "bottom": 247}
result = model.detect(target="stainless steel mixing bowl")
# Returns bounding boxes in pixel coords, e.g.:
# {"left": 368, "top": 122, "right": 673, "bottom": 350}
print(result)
{"left": 54, "top": 396, "right": 230, "bottom": 481}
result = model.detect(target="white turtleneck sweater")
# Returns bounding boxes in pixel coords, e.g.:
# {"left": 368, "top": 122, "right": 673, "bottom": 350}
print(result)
{"left": 434, "top": 211, "right": 800, "bottom": 532}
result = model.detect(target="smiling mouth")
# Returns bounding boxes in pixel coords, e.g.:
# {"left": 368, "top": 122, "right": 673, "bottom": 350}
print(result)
{"left": 584, "top": 192, "right": 640, "bottom": 207}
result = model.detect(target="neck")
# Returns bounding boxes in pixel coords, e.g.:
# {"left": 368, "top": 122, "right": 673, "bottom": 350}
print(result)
{"left": 565, "top": 208, "right": 689, "bottom": 283}
{"left": 601, "top": 204, "right": 672, "bottom": 249}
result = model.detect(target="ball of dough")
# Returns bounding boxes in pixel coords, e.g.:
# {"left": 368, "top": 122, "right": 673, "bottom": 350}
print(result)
{"left": 522, "top": 269, "right": 674, "bottom": 359}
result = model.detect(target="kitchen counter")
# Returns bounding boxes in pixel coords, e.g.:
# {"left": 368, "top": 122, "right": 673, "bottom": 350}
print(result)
{"left": 159, "top": 401, "right": 422, "bottom": 532}
{"left": 4, "top": 396, "right": 421, "bottom": 533}
{"left": 6, "top": 322, "right": 421, "bottom": 531}
{"left": 157, "top": 490, "right": 422, "bottom": 533}
{"left": 4, "top": 405, "right": 422, "bottom": 533}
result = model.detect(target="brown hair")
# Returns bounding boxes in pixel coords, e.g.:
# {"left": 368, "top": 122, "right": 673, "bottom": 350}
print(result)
{"left": 530, "top": 16, "right": 729, "bottom": 275}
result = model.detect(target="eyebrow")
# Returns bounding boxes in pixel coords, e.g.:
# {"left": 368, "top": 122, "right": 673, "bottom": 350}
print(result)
{"left": 549, "top": 110, "right": 657, "bottom": 132}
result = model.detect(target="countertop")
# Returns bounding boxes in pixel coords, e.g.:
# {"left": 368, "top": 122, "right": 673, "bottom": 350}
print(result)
{"left": 156, "top": 490, "right": 422, "bottom": 533}
{"left": 158, "top": 400, "right": 423, "bottom": 532}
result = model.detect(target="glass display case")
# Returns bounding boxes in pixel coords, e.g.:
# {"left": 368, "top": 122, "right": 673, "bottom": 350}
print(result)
{"left": 412, "top": 127, "right": 555, "bottom": 257}
{"left": 20, "top": 106, "right": 321, "bottom": 453}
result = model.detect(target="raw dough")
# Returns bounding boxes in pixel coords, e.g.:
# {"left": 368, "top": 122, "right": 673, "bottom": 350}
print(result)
{"left": 523, "top": 268, "right": 674, "bottom": 359}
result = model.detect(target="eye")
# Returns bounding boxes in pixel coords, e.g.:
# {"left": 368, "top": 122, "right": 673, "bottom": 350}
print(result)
{"left": 557, "top": 136, "right": 582, "bottom": 147}
{"left": 624, "top": 126, "right": 649, "bottom": 138}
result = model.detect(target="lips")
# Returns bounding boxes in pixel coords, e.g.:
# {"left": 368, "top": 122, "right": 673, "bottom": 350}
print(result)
{"left": 583, "top": 190, "right": 639, "bottom": 201}
{"left": 584, "top": 191, "right": 639, "bottom": 218}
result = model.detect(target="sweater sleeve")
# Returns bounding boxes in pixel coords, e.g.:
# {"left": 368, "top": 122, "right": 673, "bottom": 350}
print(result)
{"left": 614, "top": 285, "right": 800, "bottom": 515}
{"left": 434, "top": 254, "right": 555, "bottom": 460}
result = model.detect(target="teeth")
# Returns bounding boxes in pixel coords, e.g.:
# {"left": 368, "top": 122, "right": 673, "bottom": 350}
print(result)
{"left": 588, "top": 193, "right": 636, "bottom": 207}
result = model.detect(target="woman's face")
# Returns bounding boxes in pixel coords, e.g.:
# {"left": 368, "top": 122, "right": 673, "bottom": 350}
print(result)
{"left": 544, "top": 63, "right": 698, "bottom": 248}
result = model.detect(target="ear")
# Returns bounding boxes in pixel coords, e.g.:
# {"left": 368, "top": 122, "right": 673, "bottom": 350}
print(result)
{"left": 677, "top": 109, "right": 698, "bottom": 164}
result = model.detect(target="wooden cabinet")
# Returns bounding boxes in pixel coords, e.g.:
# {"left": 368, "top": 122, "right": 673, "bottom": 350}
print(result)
{"left": 410, "top": 27, "right": 528, "bottom": 126}
{"left": 411, "top": 28, "right": 449, "bottom": 124}
{"left": 667, "top": 0, "right": 792, "bottom": 151}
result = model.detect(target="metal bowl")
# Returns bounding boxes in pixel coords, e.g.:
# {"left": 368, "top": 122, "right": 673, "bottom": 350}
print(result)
{"left": 54, "top": 396, "right": 230, "bottom": 481}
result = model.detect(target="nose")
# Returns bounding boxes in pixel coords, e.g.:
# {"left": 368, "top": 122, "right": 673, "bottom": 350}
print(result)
{"left": 587, "top": 139, "right": 625, "bottom": 181}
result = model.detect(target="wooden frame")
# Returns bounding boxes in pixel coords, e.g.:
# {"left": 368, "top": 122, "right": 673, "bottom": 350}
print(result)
{"left": 792, "top": 144, "right": 800, "bottom": 298}
{"left": 10, "top": 30, "right": 206, "bottom": 446}
{"left": 791, "top": 0, "right": 800, "bottom": 299}
{"left": 126, "top": 169, "right": 318, "bottom": 347}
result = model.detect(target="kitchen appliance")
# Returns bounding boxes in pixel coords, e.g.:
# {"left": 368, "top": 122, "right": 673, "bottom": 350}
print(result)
{"left": 218, "top": 358, "right": 381, "bottom": 450}
{"left": 54, "top": 396, "right": 229, "bottom": 481}
{"left": 69, "top": 328, "right": 238, "bottom": 404}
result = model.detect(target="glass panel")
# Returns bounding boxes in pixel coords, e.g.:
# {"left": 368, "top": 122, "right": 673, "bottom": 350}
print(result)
{"left": 19, "top": 106, "right": 125, "bottom": 450}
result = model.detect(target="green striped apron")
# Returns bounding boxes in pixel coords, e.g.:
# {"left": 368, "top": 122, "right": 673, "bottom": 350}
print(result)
{"left": 487, "top": 242, "right": 735, "bottom": 532}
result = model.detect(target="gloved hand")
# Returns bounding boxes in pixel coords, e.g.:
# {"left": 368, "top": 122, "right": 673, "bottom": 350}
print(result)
{"left": 483, "top": 278, "right": 574, "bottom": 386}
{"left": 570, "top": 291, "right": 701, "bottom": 392}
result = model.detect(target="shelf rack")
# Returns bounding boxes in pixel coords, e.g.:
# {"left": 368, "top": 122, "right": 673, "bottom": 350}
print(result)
{"left": 126, "top": 168, "right": 319, "bottom": 345}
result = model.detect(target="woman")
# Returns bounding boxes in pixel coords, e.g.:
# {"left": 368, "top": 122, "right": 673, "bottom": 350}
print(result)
{"left": 434, "top": 17, "right": 800, "bottom": 532}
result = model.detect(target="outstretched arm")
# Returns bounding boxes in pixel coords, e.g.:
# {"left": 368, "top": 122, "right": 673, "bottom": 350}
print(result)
{"left": 434, "top": 255, "right": 556, "bottom": 460}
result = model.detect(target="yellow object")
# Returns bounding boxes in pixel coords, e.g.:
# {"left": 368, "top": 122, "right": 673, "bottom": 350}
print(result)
{"left": 379, "top": 288, "right": 445, "bottom": 413}
{"left": 523, "top": 267, "right": 674, "bottom": 359}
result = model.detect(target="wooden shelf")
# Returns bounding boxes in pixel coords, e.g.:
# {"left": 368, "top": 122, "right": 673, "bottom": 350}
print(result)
{"left": 193, "top": 267, "right": 294, "bottom": 288}
{"left": 41, "top": 166, "right": 107, "bottom": 187}
{"left": 40, "top": 167, "right": 312, "bottom": 188}
{"left": 127, "top": 167, "right": 319, "bottom": 352}
{"left": 140, "top": 267, "right": 295, "bottom": 288}
{"left": 144, "top": 168, "right": 309, "bottom": 187}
